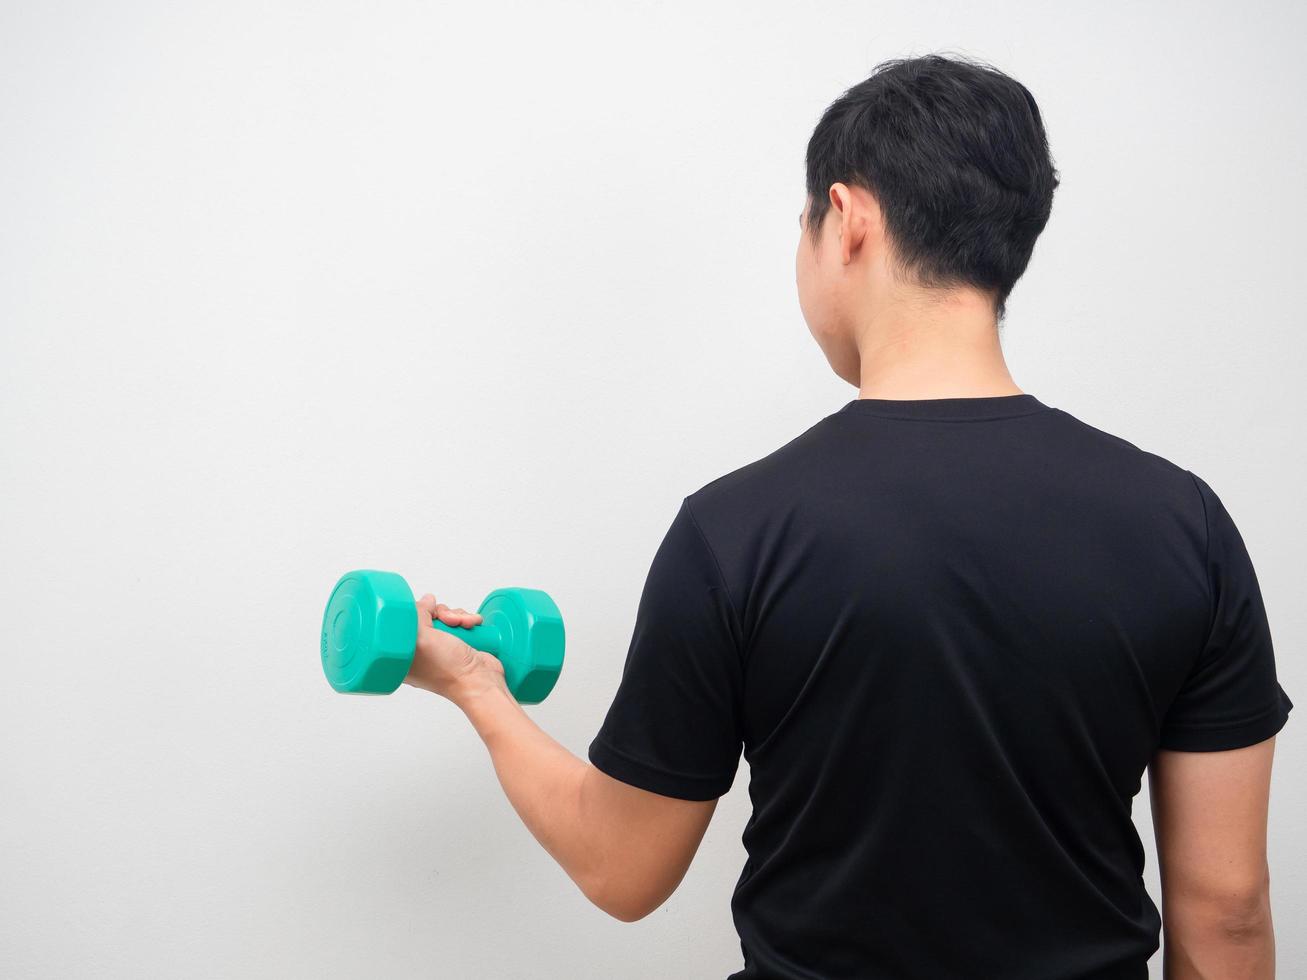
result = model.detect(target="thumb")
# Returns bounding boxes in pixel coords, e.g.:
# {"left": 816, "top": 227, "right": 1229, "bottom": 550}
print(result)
{"left": 415, "top": 593, "right": 438, "bottom": 623}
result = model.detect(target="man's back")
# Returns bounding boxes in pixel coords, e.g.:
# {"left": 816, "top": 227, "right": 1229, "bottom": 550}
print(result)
{"left": 589, "top": 393, "right": 1293, "bottom": 979}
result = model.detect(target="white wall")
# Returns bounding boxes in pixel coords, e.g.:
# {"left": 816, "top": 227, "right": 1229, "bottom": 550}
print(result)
{"left": 1, "top": 2, "right": 1302, "bottom": 977}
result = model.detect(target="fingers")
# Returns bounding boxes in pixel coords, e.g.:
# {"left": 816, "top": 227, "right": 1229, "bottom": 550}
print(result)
{"left": 416, "top": 593, "right": 483, "bottom": 628}
{"left": 440, "top": 604, "right": 483, "bottom": 628}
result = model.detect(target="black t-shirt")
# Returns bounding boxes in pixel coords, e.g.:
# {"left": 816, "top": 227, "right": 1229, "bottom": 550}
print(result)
{"left": 587, "top": 394, "right": 1293, "bottom": 980}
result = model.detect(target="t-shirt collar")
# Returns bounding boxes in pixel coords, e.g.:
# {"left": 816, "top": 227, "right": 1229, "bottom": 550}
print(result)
{"left": 838, "top": 393, "right": 1049, "bottom": 422}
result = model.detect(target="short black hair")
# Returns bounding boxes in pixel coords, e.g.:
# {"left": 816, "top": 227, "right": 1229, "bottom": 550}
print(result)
{"left": 805, "top": 53, "right": 1059, "bottom": 320}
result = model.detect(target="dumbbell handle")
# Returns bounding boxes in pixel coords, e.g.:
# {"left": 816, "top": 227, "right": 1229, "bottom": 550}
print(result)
{"left": 428, "top": 616, "right": 502, "bottom": 656}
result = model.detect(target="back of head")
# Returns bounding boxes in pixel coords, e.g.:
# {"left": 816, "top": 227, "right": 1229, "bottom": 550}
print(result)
{"left": 805, "top": 53, "right": 1060, "bottom": 321}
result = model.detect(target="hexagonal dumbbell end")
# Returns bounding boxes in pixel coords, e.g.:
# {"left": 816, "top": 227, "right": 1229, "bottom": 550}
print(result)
{"left": 321, "top": 570, "right": 421, "bottom": 694}
{"left": 479, "top": 588, "right": 565, "bottom": 705}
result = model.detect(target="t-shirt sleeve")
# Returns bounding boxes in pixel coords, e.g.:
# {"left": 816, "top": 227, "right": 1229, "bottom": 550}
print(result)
{"left": 1157, "top": 474, "right": 1293, "bottom": 751}
{"left": 587, "top": 498, "right": 745, "bottom": 800}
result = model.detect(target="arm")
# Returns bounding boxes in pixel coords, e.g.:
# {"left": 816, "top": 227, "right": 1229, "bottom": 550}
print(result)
{"left": 405, "top": 595, "right": 718, "bottom": 922}
{"left": 1148, "top": 737, "right": 1278, "bottom": 980}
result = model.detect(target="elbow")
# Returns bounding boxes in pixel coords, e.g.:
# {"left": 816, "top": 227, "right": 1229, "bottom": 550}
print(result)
{"left": 602, "top": 900, "right": 657, "bottom": 924}
{"left": 1172, "top": 869, "right": 1274, "bottom": 942}
{"left": 581, "top": 875, "right": 662, "bottom": 923}
{"left": 1214, "top": 890, "right": 1273, "bottom": 943}
{"left": 1218, "top": 866, "right": 1273, "bottom": 930}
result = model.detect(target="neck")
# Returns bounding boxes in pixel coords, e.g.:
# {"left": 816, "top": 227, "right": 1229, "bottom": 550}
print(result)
{"left": 854, "top": 290, "right": 1021, "bottom": 400}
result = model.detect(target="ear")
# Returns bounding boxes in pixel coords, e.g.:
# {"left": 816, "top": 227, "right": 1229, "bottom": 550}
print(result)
{"left": 828, "top": 183, "right": 869, "bottom": 265}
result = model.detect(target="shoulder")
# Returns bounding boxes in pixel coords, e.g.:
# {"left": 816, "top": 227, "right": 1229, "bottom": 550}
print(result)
{"left": 684, "top": 412, "right": 841, "bottom": 521}
{"left": 684, "top": 402, "right": 1212, "bottom": 540}
{"left": 1045, "top": 406, "right": 1188, "bottom": 474}
{"left": 1041, "top": 406, "right": 1205, "bottom": 508}
{"left": 672, "top": 411, "right": 852, "bottom": 576}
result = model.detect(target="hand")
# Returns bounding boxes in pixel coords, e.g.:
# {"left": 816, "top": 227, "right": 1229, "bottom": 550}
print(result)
{"left": 405, "top": 594, "right": 509, "bottom": 702}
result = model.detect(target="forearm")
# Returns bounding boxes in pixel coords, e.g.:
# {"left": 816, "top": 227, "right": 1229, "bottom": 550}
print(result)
{"left": 453, "top": 681, "right": 607, "bottom": 900}
{"left": 406, "top": 613, "right": 714, "bottom": 922}
{"left": 1163, "top": 895, "right": 1276, "bottom": 980}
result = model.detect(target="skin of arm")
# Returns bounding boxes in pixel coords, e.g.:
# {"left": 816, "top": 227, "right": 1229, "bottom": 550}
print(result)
{"left": 1148, "top": 737, "right": 1278, "bottom": 980}
{"left": 404, "top": 594, "right": 718, "bottom": 922}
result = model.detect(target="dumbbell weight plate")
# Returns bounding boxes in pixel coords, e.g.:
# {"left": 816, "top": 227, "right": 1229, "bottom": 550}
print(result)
{"left": 477, "top": 588, "right": 565, "bottom": 704}
{"left": 321, "top": 570, "right": 420, "bottom": 695}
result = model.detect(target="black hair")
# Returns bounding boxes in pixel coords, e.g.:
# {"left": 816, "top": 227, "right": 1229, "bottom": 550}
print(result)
{"left": 805, "top": 53, "right": 1059, "bottom": 320}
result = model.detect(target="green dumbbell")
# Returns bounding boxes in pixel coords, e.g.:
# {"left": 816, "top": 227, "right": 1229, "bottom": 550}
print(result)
{"left": 321, "top": 569, "right": 564, "bottom": 704}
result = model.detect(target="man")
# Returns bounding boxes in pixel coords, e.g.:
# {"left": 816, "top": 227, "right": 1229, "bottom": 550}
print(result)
{"left": 405, "top": 54, "right": 1293, "bottom": 979}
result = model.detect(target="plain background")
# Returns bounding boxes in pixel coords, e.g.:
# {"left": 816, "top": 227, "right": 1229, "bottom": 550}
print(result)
{"left": 1, "top": 1, "right": 1302, "bottom": 977}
